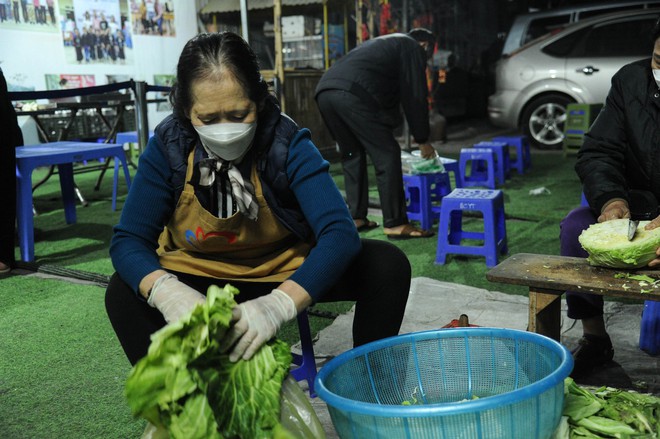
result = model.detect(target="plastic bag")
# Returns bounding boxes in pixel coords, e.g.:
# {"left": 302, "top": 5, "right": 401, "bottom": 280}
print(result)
{"left": 141, "top": 376, "right": 326, "bottom": 439}
{"left": 401, "top": 151, "right": 446, "bottom": 175}
{"left": 280, "top": 376, "right": 326, "bottom": 439}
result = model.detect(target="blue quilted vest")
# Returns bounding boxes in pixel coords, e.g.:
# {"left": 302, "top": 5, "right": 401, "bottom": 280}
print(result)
{"left": 153, "top": 96, "right": 313, "bottom": 241}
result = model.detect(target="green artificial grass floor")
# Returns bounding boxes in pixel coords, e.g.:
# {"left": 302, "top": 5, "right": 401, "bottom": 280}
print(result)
{"left": 1, "top": 148, "right": 583, "bottom": 437}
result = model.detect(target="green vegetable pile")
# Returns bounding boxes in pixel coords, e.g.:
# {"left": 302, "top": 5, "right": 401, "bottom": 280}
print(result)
{"left": 124, "top": 284, "right": 294, "bottom": 439}
{"left": 578, "top": 219, "right": 660, "bottom": 269}
{"left": 555, "top": 377, "right": 660, "bottom": 438}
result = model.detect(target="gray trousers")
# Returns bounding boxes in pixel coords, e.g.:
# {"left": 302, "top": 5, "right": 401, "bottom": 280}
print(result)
{"left": 316, "top": 89, "right": 408, "bottom": 228}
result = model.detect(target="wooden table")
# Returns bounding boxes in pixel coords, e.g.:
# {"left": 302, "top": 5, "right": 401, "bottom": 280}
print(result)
{"left": 16, "top": 141, "right": 131, "bottom": 262}
{"left": 486, "top": 253, "right": 660, "bottom": 341}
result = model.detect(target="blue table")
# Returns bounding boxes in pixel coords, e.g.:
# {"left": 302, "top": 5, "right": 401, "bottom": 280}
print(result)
{"left": 116, "top": 130, "right": 154, "bottom": 145}
{"left": 15, "top": 141, "right": 131, "bottom": 262}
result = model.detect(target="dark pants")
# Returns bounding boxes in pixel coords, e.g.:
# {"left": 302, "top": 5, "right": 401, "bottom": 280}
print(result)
{"left": 316, "top": 89, "right": 409, "bottom": 228}
{"left": 560, "top": 206, "right": 603, "bottom": 319}
{"left": 105, "top": 238, "right": 412, "bottom": 365}
{"left": 0, "top": 69, "right": 22, "bottom": 267}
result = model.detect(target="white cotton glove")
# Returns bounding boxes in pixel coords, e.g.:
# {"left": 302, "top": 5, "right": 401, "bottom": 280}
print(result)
{"left": 147, "top": 273, "right": 206, "bottom": 324}
{"left": 219, "top": 289, "right": 297, "bottom": 362}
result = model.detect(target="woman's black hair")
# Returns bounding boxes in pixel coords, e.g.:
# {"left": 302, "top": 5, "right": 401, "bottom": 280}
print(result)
{"left": 169, "top": 32, "right": 269, "bottom": 128}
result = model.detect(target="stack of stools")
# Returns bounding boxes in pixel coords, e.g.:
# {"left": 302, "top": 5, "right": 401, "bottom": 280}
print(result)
{"left": 492, "top": 135, "right": 531, "bottom": 175}
{"left": 403, "top": 171, "right": 452, "bottom": 230}
{"left": 435, "top": 188, "right": 508, "bottom": 267}
{"left": 458, "top": 147, "right": 497, "bottom": 189}
{"left": 474, "top": 140, "right": 511, "bottom": 184}
{"left": 290, "top": 310, "right": 318, "bottom": 397}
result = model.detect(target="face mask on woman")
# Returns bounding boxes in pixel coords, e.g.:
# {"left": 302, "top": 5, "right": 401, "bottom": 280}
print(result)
{"left": 653, "top": 69, "right": 660, "bottom": 89}
{"left": 194, "top": 122, "right": 257, "bottom": 161}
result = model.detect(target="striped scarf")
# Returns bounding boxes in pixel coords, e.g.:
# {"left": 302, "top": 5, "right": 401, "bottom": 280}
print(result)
{"left": 197, "top": 157, "right": 259, "bottom": 221}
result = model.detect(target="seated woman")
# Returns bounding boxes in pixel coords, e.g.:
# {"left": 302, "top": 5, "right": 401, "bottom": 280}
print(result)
{"left": 105, "top": 31, "right": 412, "bottom": 366}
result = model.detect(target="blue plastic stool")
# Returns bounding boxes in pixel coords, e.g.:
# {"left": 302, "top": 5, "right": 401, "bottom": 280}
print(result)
{"left": 474, "top": 140, "right": 511, "bottom": 183}
{"left": 435, "top": 188, "right": 508, "bottom": 267}
{"left": 492, "top": 135, "right": 531, "bottom": 175}
{"left": 290, "top": 310, "right": 318, "bottom": 396}
{"left": 403, "top": 172, "right": 452, "bottom": 230}
{"left": 459, "top": 148, "right": 497, "bottom": 189}
{"left": 639, "top": 300, "right": 660, "bottom": 356}
{"left": 439, "top": 156, "right": 462, "bottom": 188}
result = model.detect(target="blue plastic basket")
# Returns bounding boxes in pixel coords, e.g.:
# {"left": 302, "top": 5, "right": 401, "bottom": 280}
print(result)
{"left": 315, "top": 328, "right": 573, "bottom": 439}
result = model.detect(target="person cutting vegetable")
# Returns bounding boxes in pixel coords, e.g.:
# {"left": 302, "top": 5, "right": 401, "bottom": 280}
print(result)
{"left": 559, "top": 16, "right": 660, "bottom": 378}
{"left": 104, "top": 31, "right": 411, "bottom": 366}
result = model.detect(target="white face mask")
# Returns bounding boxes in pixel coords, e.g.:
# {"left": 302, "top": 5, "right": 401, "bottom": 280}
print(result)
{"left": 653, "top": 69, "right": 660, "bottom": 89}
{"left": 194, "top": 122, "right": 257, "bottom": 161}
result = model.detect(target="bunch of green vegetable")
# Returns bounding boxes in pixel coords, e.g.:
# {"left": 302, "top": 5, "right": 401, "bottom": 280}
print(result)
{"left": 555, "top": 377, "right": 660, "bottom": 438}
{"left": 124, "top": 283, "right": 295, "bottom": 439}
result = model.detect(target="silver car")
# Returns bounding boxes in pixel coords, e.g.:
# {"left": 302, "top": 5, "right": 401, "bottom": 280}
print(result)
{"left": 488, "top": 8, "right": 659, "bottom": 149}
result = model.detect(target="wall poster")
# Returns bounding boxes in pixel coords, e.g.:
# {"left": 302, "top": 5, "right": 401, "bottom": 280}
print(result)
{"left": 153, "top": 73, "right": 173, "bottom": 111}
{"left": 58, "top": 0, "right": 134, "bottom": 65}
{"left": 130, "top": 0, "right": 175, "bottom": 37}
{"left": 0, "top": 0, "right": 60, "bottom": 32}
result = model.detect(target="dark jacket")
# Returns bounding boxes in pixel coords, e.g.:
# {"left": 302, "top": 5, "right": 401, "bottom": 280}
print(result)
{"left": 577, "top": 58, "right": 660, "bottom": 214}
{"left": 153, "top": 95, "right": 313, "bottom": 241}
{"left": 315, "top": 33, "right": 430, "bottom": 143}
{"left": 0, "top": 68, "right": 23, "bottom": 149}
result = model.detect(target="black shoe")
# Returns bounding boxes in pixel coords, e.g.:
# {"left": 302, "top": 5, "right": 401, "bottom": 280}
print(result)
{"left": 570, "top": 334, "right": 614, "bottom": 378}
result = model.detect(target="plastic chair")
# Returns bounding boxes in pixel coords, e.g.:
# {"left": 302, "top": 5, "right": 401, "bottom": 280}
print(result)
{"left": 435, "top": 188, "right": 508, "bottom": 267}
{"left": 403, "top": 172, "right": 452, "bottom": 230}
{"left": 438, "top": 156, "right": 462, "bottom": 188}
{"left": 492, "top": 135, "right": 531, "bottom": 175}
{"left": 639, "top": 300, "right": 660, "bottom": 355}
{"left": 474, "top": 140, "right": 511, "bottom": 183}
{"left": 290, "top": 310, "right": 318, "bottom": 397}
{"left": 459, "top": 148, "right": 497, "bottom": 189}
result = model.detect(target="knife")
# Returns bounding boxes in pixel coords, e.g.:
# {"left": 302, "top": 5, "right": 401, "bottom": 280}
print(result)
{"left": 627, "top": 219, "right": 639, "bottom": 241}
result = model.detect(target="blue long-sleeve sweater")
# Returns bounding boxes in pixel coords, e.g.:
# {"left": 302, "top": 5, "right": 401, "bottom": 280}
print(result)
{"left": 110, "top": 128, "right": 361, "bottom": 301}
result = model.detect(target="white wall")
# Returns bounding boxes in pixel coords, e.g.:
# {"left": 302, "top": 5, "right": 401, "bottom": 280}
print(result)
{"left": 0, "top": 0, "right": 199, "bottom": 130}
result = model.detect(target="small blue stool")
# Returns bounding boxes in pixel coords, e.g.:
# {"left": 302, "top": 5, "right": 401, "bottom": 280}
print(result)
{"left": 435, "top": 188, "right": 508, "bottom": 267}
{"left": 474, "top": 140, "right": 511, "bottom": 183}
{"left": 639, "top": 300, "right": 660, "bottom": 356}
{"left": 439, "top": 156, "right": 462, "bottom": 188}
{"left": 290, "top": 310, "right": 318, "bottom": 397}
{"left": 459, "top": 148, "right": 497, "bottom": 189}
{"left": 492, "top": 135, "right": 531, "bottom": 175}
{"left": 403, "top": 172, "right": 452, "bottom": 230}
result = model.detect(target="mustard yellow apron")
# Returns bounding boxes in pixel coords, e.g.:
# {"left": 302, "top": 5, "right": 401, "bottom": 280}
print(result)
{"left": 157, "top": 148, "right": 311, "bottom": 281}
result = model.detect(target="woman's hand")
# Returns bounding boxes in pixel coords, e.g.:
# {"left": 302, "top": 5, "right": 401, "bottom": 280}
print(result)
{"left": 219, "top": 289, "right": 297, "bottom": 362}
{"left": 597, "top": 199, "right": 630, "bottom": 222}
{"left": 645, "top": 215, "right": 660, "bottom": 268}
{"left": 147, "top": 273, "right": 206, "bottom": 323}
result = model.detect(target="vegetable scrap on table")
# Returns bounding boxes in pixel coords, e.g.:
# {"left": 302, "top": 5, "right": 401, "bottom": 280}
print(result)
{"left": 614, "top": 272, "right": 660, "bottom": 294}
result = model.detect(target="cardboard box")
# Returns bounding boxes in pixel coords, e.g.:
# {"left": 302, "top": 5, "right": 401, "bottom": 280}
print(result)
{"left": 282, "top": 15, "right": 315, "bottom": 39}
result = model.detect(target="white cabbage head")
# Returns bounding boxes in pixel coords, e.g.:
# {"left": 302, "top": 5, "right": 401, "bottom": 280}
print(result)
{"left": 579, "top": 219, "right": 660, "bottom": 268}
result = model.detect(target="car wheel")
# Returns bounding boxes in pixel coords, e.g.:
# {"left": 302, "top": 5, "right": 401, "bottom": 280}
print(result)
{"left": 521, "top": 94, "right": 574, "bottom": 150}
